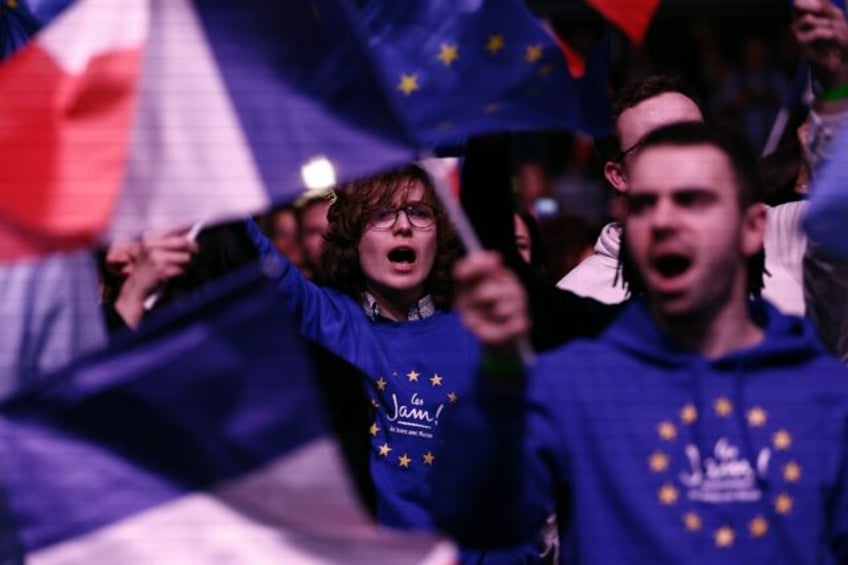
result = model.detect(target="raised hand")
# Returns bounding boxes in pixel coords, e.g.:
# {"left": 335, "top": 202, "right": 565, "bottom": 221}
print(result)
{"left": 793, "top": 0, "right": 848, "bottom": 88}
{"left": 114, "top": 229, "right": 199, "bottom": 328}
{"left": 453, "top": 251, "right": 530, "bottom": 360}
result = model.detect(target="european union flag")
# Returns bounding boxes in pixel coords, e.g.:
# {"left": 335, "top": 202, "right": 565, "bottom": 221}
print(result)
{"left": 358, "top": 0, "right": 612, "bottom": 148}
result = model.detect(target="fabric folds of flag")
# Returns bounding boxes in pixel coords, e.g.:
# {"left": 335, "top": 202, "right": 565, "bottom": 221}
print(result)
{"left": 0, "top": 0, "right": 418, "bottom": 262}
{"left": 0, "top": 0, "right": 145, "bottom": 262}
{"left": 357, "top": 0, "right": 612, "bottom": 148}
{"left": 111, "top": 0, "right": 418, "bottom": 240}
{"left": 0, "top": 264, "right": 455, "bottom": 564}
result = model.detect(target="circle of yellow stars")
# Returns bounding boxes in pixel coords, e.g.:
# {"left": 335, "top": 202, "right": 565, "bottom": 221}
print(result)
{"left": 370, "top": 371, "right": 457, "bottom": 470}
{"left": 650, "top": 401, "right": 800, "bottom": 547}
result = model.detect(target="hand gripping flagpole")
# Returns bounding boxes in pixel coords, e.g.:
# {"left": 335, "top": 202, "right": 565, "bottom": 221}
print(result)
{"left": 143, "top": 219, "right": 206, "bottom": 311}
{"left": 422, "top": 155, "right": 535, "bottom": 368}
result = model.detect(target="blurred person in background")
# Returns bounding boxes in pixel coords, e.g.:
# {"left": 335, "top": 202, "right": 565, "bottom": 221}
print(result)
{"left": 98, "top": 222, "right": 258, "bottom": 332}
{"left": 257, "top": 204, "right": 302, "bottom": 267}
{"left": 557, "top": 74, "right": 705, "bottom": 303}
{"left": 460, "top": 134, "right": 622, "bottom": 353}
{"left": 100, "top": 230, "right": 199, "bottom": 331}
{"left": 294, "top": 189, "right": 334, "bottom": 283}
{"left": 557, "top": 73, "right": 809, "bottom": 317}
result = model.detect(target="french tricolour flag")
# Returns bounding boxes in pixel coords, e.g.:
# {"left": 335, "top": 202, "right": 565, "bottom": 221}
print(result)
{"left": 0, "top": 0, "right": 416, "bottom": 263}
{"left": 0, "top": 265, "right": 455, "bottom": 564}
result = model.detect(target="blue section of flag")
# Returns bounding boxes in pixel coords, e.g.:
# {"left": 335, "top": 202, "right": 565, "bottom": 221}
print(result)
{"left": 191, "top": 0, "right": 418, "bottom": 195}
{"left": 358, "top": 0, "right": 612, "bottom": 148}
{"left": 0, "top": 264, "right": 329, "bottom": 554}
{"left": 0, "top": 0, "right": 71, "bottom": 60}
{"left": 804, "top": 123, "right": 848, "bottom": 260}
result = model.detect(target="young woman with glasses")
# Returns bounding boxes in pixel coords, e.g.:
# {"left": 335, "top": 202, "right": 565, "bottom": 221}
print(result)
{"left": 248, "top": 164, "right": 539, "bottom": 564}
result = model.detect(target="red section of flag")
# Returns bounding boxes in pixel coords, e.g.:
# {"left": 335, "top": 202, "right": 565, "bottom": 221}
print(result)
{"left": 0, "top": 43, "right": 140, "bottom": 261}
{"left": 554, "top": 36, "right": 585, "bottom": 79}
{"left": 584, "top": 0, "right": 661, "bottom": 44}
{"left": 540, "top": 20, "right": 585, "bottom": 78}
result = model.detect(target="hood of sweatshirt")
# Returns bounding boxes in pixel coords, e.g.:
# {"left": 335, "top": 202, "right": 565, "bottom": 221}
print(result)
{"left": 603, "top": 298, "right": 823, "bottom": 370}
{"left": 594, "top": 221, "right": 623, "bottom": 260}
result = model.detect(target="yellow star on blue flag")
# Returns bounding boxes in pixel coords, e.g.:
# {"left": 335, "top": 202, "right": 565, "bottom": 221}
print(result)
{"left": 357, "top": 0, "right": 611, "bottom": 147}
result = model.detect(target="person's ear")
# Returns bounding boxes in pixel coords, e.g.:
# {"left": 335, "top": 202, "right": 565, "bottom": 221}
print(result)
{"left": 604, "top": 161, "right": 628, "bottom": 193}
{"left": 741, "top": 203, "right": 767, "bottom": 258}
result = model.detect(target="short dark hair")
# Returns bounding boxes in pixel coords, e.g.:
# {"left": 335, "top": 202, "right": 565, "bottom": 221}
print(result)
{"left": 597, "top": 74, "right": 704, "bottom": 162}
{"left": 612, "top": 74, "right": 703, "bottom": 125}
{"left": 619, "top": 122, "right": 766, "bottom": 297}
{"left": 321, "top": 164, "right": 462, "bottom": 310}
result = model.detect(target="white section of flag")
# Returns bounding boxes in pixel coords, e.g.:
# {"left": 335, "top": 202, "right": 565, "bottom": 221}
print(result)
{"left": 108, "top": 0, "right": 268, "bottom": 240}
{"left": 39, "top": 0, "right": 148, "bottom": 74}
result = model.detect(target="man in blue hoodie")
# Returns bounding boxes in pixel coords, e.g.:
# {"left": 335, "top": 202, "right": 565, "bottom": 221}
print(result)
{"left": 437, "top": 122, "right": 848, "bottom": 563}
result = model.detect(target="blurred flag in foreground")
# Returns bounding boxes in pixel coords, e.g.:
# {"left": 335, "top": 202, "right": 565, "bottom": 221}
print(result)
{"left": 358, "top": 0, "right": 612, "bottom": 148}
{"left": 0, "top": 264, "right": 455, "bottom": 564}
{"left": 804, "top": 122, "right": 848, "bottom": 260}
{"left": 0, "top": 0, "right": 624, "bottom": 265}
{"left": 0, "top": 0, "right": 417, "bottom": 263}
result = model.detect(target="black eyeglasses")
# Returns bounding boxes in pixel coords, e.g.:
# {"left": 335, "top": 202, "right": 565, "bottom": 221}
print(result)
{"left": 369, "top": 203, "right": 436, "bottom": 230}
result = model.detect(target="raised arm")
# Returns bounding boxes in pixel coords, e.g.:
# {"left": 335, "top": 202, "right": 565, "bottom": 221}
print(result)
{"left": 433, "top": 251, "right": 555, "bottom": 546}
{"left": 245, "top": 218, "right": 360, "bottom": 351}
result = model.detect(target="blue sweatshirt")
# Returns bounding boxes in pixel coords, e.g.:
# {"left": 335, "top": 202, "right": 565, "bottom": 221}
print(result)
{"left": 434, "top": 299, "right": 848, "bottom": 564}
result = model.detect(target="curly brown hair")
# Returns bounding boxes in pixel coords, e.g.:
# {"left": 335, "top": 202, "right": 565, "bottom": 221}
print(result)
{"left": 321, "top": 164, "right": 463, "bottom": 311}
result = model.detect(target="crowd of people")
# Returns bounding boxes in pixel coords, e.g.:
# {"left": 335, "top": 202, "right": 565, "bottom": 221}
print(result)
{"left": 74, "top": 0, "right": 848, "bottom": 563}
